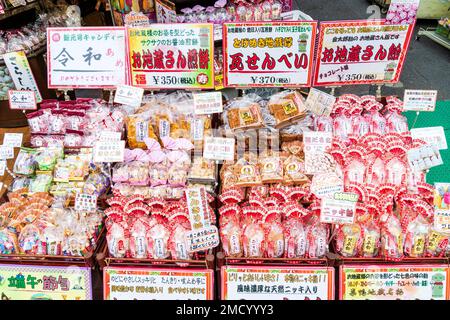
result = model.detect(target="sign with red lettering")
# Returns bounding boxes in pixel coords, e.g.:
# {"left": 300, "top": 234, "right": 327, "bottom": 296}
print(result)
{"left": 223, "top": 21, "right": 317, "bottom": 88}
{"left": 313, "top": 20, "right": 414, "bottom": 86}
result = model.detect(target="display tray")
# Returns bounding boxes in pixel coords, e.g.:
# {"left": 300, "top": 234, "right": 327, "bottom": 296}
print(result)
{"left": 0, "top": 225, "right": 106, "bottom": 268}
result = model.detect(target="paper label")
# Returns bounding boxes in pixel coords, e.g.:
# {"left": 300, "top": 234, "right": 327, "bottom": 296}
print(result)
{"left": 193, "top": 92, "right": 223, "bottom": 115}
{"left": 411, "top": 126, "right": 447, "bottom": 150}
{"left": 8, "top": 90, "right": 37, "bottom": 110}
{"left": 74, "top": 193, "right": 98, "bottom": 212}
{"left": 0, "top": 145, "right": 14, "bottom": 160}
{"left": 203, "top": 137, "right": 235, "bottom": 161}
{"left": 3, "top": 133, "right": 23, "bottom": 148}
{"left": 305, "top": 88, "right": 336, "bottom": 116}
{"left": 320, "top": 192, "right": 358, "bottom": 224}
{"left": 114, "top": 85, "right": 144, "bottom": 107}
{"left": 93, "top": 140, "right": 125, "bottom": 162}
{"left": 403, "top": 89, "right": 437, "bottom": 112}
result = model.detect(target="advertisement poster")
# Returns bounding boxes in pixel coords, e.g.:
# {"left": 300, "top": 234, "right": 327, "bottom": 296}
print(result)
{"left": 47, "top": 27, "right": 127, "bottom": 88}
{"left": 127, "top": 24, "right": 214, "bottom": 89}
{"left": 221, "top": 266, "right": 334, "bottom": 300}
{"left": 223, "top": 21, "right": 317, "bottom": 87}
{"left": 0, "top": 264, "right": 92, "bottom": 300}
{"left": 340, "top": 264, "right": 449, "bottom": 300}
{"left": 314, "top": 20, "right": 414, "bottom": 86}
{"left": 104, "top": 267, "right": 214, "bottom": 300}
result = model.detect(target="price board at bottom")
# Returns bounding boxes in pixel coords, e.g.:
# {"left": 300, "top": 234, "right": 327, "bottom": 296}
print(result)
{"left": 221, "top": 266, "right": 334, "bottom": 300}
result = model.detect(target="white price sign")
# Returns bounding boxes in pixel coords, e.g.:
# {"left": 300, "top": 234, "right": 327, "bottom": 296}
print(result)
{"left": 411, "top": 126, "right": 447, "bottom": 150}
{"left": 93, "top": 140, "right": 125, "bottom": 163}
{"left": 114, "top": 85, "right": 144, "bottom": 107}
{"left": 203, "top": 137, "right": 235, "bottom": 161}
{"left": 3, "top": 133, "right": 23, "bottom": 148}
{"left": 99, "top": 131, "right": 122, "bottom": 142}
{"left": 320, "top": 192, "right": 358, "bottom": 224}
{"left": 185, "top": 225, "right": 220, "bottom": 253}
{"left": 305, "top": 88, "right": 336, "bottom": 116}
{"left": 193, "top": 92, "right": 223, "bottom": 114}
{"left": 303, "top": 131, "right": 333, "bottom": 153}
{"left": 407, "top": 145, "right": 443, "bottom": 172}
{"left": 8, "top": 90, "right": 37, "bottom": 110}
{"left": 75, "top": 193, "right": 98, "bottom": 212}
{"left": 403, "top": 90, "right": 438, "bottom": 112}
{"left": 0, "top": 145, "right": 14, "bottom": 160}
{"left": 0, "top": 161, "right": 6, "bottom": 176}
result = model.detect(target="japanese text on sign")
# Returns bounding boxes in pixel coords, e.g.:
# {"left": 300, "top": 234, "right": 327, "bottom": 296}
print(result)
{"left": 127, "top": 24, "right": 214, "bottom": 89}
{"left": 407, "top": 144, "right": 443, "bottom": 172}
{"left": 155, "top": 0, "right": 177, "bottom": 24}
{"left": 203, "top": 137, "right": 235, "bottom": 161}
{"left": 186, "top": 226, "right": 220, "bottom": 253}
{"left": 411, "top": 126, "right": 447, "bottom": 150}
{"left": 222, "top": 266, "right": 334, "bottom": 300}
{"left": 434, "top": 183, "right": 450, "bottom": 233}
{"left": 114, "top": 85, "right": 144, "bottom": 107}
{"left": 3, "top": 51, "right": 42, "bottom": 102}
{"left": 305, "top": 88, "right": 336, "bottom": 116}
{"left": 8, "top": 90, "right": 37, "bottom": 110}
{"left": 47, "top": 27, "right": 127, "bottom": 88}
{"left": 340, "top": 265, "right": 449, "bottom": 300}
{"left": 223, "top": 21, "right": 317, "bottom": 87}
{"left": 193, "top": 92, "right": 223, "bottom": 114}
{"left": 104, "top": 267, "right": 214, "bottom": 300}
{"left": 320, "top": 192, "right": 358, "bottom": 224}
{"left": 403, "top": 89, "right": 438, "bottom": 112}
{"left": 185, "top": 187, "right": 210, "bottom": 230}
{"left": 0, "top": 145, "right": 14, "bottom": 160}
{"left": 0, "top": 264, "right": 92, "bottom": 300}
{"left": 314, "top": 20, "right": 414, "bottom": 86}
{"left": 3, "top": 133, "right": 23, "bottom": 148}
{"left": 93, "top": 140, "right": 125, "bottom": 163}
{"left": 74, "top": 193, "right": 98, "bottom": 212}
{"left": 0, "top": 160, "right": 6, "bottom": 176}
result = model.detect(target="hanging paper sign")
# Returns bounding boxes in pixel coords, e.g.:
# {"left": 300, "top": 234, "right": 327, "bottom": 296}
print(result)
{"left": 3, "top": 51, "right": 42, "bottom": 103}
{"left": 0, "top": 160, "right": 6, "bottom": 176}
{"left": 0, "top": 145, "right": 14, "bottom": 160}
{"left": 185, "top": 225, "right": 220, "bottom": 253}
{"left": 93, "top": 140, "right": 125, "bottom": 163}
{"left": 313, "top": 20, "right": 414, "bottom": 86}
{"left": 223, "top": 21, "right": 317, "bottom": 87}
{"left": 403, "top": 89, "right": 438, "bottom": 112}
{"left": 155, "top": 0, "right": 177, "bottom": 23}
{"left": 193, "top": 92, "right": 223, "bottom": 114}
{"left": 340, "top": 264, "right": 449, "bottom": 300}
{"left": 311, "top": 172, "right": 344, "bottom": 199}
{"left": 203, "top": 137, "right": 235, "bottom": 161}
{"left": 304, "top": 88, "right": 336, "bottom": 116}
{"left": 127, "top": 24, "right": 214, "bottom": 89}
{"left": 99, "top": 131, "right": 122, "bottom": 141}
{"left": 47, "top": 27, "right": 127, "bottom": 89}
{"left": 411, "top": 126, "right": 447, "bottom": 150}
{"left": 407, "top": 144, "right": 443, "bottom": 172}
{"left": 185, "top": 186, "right": 210, "bottom": 230}
{"left": 0, "top": 264, "right": 92, "bottom": 300}
{"left": 434, "top": 183, "right": 450, "bottom": 232}
{"left": 303, "top": 131, "right": 333, "bottom": 153}
{"left": 3, "top": 133, "right": 23, "bottom": 148}
{"left": 74, "top": 193, "right": 98, "bottom": 212}
{"left": 386, "top": 0, "right": 420, "bottom": 25}
{"left": 114, "top": 85, "right": 144, "bottom": 107}
{"left": 8, "top": 90, "right": 37, "bottom": 110}
{"left": 320, "top": 192, "right": 358, "bottom": 224}
{"left": 124, "top": 11, "right": 151, "bottom": 27}
{"left": 221, "top": 266, "right": 335, "bottom": 300}
{"left": 104, "top": 267, "right": 214, "bottom": 300}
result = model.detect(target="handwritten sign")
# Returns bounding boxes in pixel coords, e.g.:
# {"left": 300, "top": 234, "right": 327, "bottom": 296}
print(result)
{"left": 311, "top": 172, "right": 344, "bottom": 199}
{"left": 127, "top": 24, "right": 214, "bottom": 89}
{"left": 0, "top": 264, "right": 92, "bottom": 300}
{"left": 222, "top": 266, "right": 335, "bottom": 300}
{"left": 403, "top": 89, "right": 438, "bottom": 112}
{"left": 47, "top": 27, "right": 127, "bottom": 88}
{"left": 124, "top": 11, "right": 151, "bottom": 27}
{"left": 411, "top": 126, "right": 447, "bottom": 150}
{"left": 320, "top": 192, "right": 358, "bottom": 224}
{"left": 114, "top": 85, "right": 144, "bottom": 107}
{"left": 99, "top": 131, "right": 122, "bottom": 142}
{"left": 407, "top": 144, "right": 443, "bottom": 172}
{"left": 0, "top": 160, "right": 6, "bottom": 176}
{"left": 305, "top": 88, "right": 336, "bottom": 116}
{"left": 314, "top": 20, "right": 414, "bottom": 86}
{"left": 93, "top": 140, "right": 125, "bottom": 163}
{"left": 2, "top": 133, "right": 23, "bottom": 148}
{"left": 340, "top": 264, "right": 449, "bottom": 300}
{"left": 185, "top": 225, "right": 220, "bottom": 253}
{"left": 7, "top": 90, "right": 37, "bottom": 110}
{"left": 3, "top": 51, "right": 42, "bottom": 103}
{"left": 193, "top": 92, "right": 223, "bottom": 114}
{"left": 203, "top": 137, "right": 235, "bottom": 161}
{"left": 0, "top": 145, "right": 14, "bottom": 160}
{"left": 104, "top": 267, "right": 214, "bottom": 300}
{"left": 155, "top": 0, "right": 177, "bottom": 23}
{"left": 74, "top": 193, "right": 98, "bottom": 212}
{"left": 185, "top": 186, "right": 210, "bottom": 230}
{"left": 223, "top": 21, "right": 317, "bottom": 87}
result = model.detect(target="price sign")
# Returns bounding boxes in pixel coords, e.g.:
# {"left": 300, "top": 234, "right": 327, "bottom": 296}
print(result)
{"left": 221, "top": 266, "right": 335, "bottom": 300}
{"left": 320, "top": 192, "right": 358, "bottom": 224}
{"left": 185, "top": 225, "right": 220, "bottom": 253}
{"left": 8, "top": 90, "right": 37, "bottom": 110}
{"left": 75, "top": 193, "right": 98, "bottom": 212}
{"left": 203, "top": 137, "right": 235, "bottom": 161}
{"left": 340, "top": 264, "right": 449, "bottom": 300}
{"left": 434, "top": 183, "right": 450, "bottom": 232}
{"left": 0, "top": 145, "right": 14, "bottom": 160}
{"left": 127, "top": 24, "right": 214, "bottom": 89}
{"left": 193, "top": 92, "right": 223, "bottom": 114}
{"left": 104, "top": 267, "right": 214, "bottom": 300}
{"left": 305, "top": 88, "right": 336, "bottom": 116}
{"left": 114, "top": 85, "right": 144, "bottom": 107}
{"left": 99, "top": 131, "right": 122, "bottom": 141}
{"left": 314, "top": 20, "right": 414, "bottom": 86}
{"left": 0, "top": 160, "right": 6, "bottom": 176}
{"left": 47, "top": 27, "right": 127, "bottom": 88}
{"left": 311, "top": 172, "right": 344, "bottom": 199}
{"left": 3, "top": 51, "right": 42, "bottom": 102}
{"left": 185, "top": 186, "right": 210, "bottom": 230}
{"left": 403, "top": 89, "right": 438, "bottom": 112}
{"left": 223, "top": 21, "right": 317, "bottom": 87}
{"left": 155, "top": 0, "right": 176, "bottom": 23}
{"left": 411, "top": 126, "right": 447, "bottom": 150}
{"left": 124, "top": 11, "right": 151, "bottom": 27}
{"left": 3, "top": 133, "right": 23, "bottom": 148}
{"left": 407, "top": 144, "right": 443, "bottom": 172}
{"left": 93, "top": 140, "right": 125, "bottom": 163}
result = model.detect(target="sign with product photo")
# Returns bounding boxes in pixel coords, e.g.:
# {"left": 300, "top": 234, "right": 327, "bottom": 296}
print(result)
{"left": 223, "top": 21, "right": 317, "bottom": 87}
{"left": 314, "top": 20, "right": 414, "bottom": 86}
{"left": 127, "top": 24, "right": 214, "bottom": 89}
{"left": 47, "top": 27, "right": 127, "bottom": 88}
{"left": 434, "top": 183, "right": 450, "bottom": 233}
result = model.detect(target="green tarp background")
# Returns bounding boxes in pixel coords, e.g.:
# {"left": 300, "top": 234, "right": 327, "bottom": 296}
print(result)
{"left": 404, "top": 100, "right": 450, "bottom": 184}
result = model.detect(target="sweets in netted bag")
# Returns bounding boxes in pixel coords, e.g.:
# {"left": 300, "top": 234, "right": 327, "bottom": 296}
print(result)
{"left": 224, "top": 95, "right": 264, "bottom": 131}
{"left": 268, "top": 90, "right": 307, "bottom": 128}
{"left": 126, "top": 112, "right": 158, "bottom": 149}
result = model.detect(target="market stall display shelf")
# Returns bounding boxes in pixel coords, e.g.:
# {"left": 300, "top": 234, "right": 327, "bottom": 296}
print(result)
{"left": 0, "top": 0, "right": 41, "bottom": 21}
